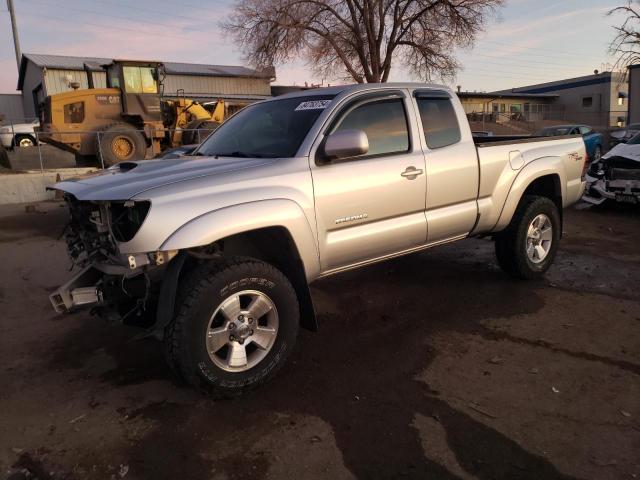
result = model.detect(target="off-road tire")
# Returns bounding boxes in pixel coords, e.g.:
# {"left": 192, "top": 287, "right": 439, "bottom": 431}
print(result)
{"left": 182, "top": 119, "right": 220, "bottom": 145}
{"left": 495, "top": 195, "right": 560, "bottom": 279}
{"left": 164, "top": 257, "right": 299, "bottom": 397}
{"left": 94, "top": 123, "right": 146, "bottom": 166}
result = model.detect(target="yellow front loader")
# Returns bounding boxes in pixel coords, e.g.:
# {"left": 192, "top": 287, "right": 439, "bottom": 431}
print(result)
{"left": 39, "top": 60, "right": 225, "bottom": 166}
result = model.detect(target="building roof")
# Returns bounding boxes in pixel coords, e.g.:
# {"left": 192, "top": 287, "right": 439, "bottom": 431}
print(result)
{"left": 17, "top": 53, "right": 274, "bottom": 90}
{"left": 491, "top": 71, "right": 623, "bottom": 95}
{"left": 457, "top": 91, "right": 558, "bottom": 100}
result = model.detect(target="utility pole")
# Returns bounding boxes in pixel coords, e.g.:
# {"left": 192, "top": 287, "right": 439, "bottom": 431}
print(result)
{"left": 7, "top": 0, "right": 22, "bottom": 71}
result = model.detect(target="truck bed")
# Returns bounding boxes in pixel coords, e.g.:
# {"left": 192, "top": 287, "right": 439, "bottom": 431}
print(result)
{"left": 473, "top": 134, "right": 582, "bottom": 147}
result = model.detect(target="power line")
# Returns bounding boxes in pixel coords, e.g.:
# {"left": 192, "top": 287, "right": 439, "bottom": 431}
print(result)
{"left": 20, "top": 11, "right": 197, "bottom": 42}
{"left": 27, "top": 0, "right": 203, "bottom": 32}
{"left": 90, "top": 0, "right": 223, "bottom": 23}
{"left": 479, "top": 39, "right": 597, "bottom": 58}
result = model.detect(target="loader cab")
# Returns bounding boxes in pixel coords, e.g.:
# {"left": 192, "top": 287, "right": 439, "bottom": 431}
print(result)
{"left": 105, "top": 60, "right": 164, "bottom": 122}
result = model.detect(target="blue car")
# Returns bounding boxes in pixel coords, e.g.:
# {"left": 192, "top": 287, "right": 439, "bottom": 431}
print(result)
{"left": 534, "top": 125, "right": 604, "bottom": 161}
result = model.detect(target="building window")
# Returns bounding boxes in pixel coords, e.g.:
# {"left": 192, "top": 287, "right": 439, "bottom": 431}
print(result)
{"left": 618, "top": 92, "right": 626, "bottom": 106}
{"left": 582, "top": 96, "right": 593, "bottom": 108}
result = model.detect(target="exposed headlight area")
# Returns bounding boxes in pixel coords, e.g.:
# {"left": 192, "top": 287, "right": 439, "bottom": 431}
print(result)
{"left": 109, "top": 200, "right": 151, "bottom": 242}
{"left": 64, "top": 194, "right": 115, "bottom": 265}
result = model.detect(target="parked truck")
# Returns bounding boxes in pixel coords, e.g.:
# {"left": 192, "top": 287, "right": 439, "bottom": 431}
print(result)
{"left": 49, "top": 83, "right": 587, "bottom": 396}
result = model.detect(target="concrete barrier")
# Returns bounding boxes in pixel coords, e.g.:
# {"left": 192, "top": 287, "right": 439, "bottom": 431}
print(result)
{"left": 0, "top": 168, "right": 97, "bottom": 204}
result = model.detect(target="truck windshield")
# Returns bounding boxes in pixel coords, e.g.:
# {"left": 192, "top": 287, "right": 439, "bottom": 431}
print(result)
{"left": 195, "top": 95, "right": 335, "bottom": 158}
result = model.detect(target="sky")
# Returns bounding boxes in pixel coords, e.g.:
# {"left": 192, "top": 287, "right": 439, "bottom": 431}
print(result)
{"left": 0, "top": 0, "right": 629, "bottom": 94}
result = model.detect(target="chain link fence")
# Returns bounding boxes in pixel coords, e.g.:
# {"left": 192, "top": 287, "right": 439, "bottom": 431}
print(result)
{"left": 1, "top": 127, "right": 214, "bottom": 173}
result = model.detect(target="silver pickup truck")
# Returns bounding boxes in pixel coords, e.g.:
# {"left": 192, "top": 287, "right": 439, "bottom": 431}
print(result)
{"left": 49, "top": 83, "right": 587, "bottom": 396}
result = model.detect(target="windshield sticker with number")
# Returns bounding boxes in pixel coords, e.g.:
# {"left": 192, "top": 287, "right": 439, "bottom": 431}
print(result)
{"left": 295, "top": 100, "right": 331, "bottom": 111}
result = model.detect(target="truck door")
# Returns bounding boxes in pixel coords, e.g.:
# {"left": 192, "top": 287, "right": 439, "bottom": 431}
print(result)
{"left": 412, "top": 91, "right": 480, "bottom": 243}
{"left": 310, "top": 91, "right": 427, "bottom": 273}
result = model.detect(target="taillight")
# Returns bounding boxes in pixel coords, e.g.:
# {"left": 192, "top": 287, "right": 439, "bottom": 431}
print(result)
{"left": 581, "top": 152, "right": 590, "bottom": 180}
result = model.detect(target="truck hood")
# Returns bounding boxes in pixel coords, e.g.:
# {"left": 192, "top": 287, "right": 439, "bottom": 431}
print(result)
{"left": 602, "top": 143, "right": 640, "bottom": 163}
{"left": 50, "top": 156, "right": 275, "bottom": 200}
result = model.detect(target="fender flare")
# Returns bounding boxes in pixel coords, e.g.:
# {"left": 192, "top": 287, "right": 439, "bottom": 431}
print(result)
{"left": 158, "top": 199, "right": 320, "bottom": 331}
{"left": 159, "top": 199, "right": 320, "bottom": 280}
{"left": 493, "top": 156, "right": 566, "bottom": 232}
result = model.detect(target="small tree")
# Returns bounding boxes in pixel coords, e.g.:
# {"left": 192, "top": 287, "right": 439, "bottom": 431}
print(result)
{"left": 225, "top": 0, "right": 503, "bottom": 83}
{"left": 609, "top": 1, "right": 640, "bottom": 71}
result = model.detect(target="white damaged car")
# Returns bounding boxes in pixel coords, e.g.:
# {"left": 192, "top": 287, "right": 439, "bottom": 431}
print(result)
{"left": 584, "top": 134, "right": 640, "bottom": 205}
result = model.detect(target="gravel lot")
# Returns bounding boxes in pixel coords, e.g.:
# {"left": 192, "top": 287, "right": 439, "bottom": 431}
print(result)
{"left": 0, "top": 200, "right": 639, "bottom": 480}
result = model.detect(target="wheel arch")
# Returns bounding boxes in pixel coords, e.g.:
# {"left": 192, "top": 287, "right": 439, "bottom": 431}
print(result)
{"left": 494, "top": 156, "right": 566, "bottom": 233}
{"left": 157, "top": 200, "right": 320, "bottom": 331}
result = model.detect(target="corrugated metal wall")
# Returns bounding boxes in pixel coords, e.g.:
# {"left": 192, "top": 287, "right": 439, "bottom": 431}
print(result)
{"left": 163, "top": 74, "right": 271, "bottom": 96}
{"left": 43, "top": 69, "right": 107, "bottom": 95}
{"left": 0, "top": 94, "right": 27, "bottom": 123}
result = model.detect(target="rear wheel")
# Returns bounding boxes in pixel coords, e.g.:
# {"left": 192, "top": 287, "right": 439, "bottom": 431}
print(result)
{"left": 495, "top": 195, "right": 560, "bottom": 279}
{"left": 15, "top": 134, "right": 36, "bottom": 148}
{"left": 95, "top": 123, "right": 147, "bottom": 166}
{"left": 164, "top": 257, "right": 299, "bottom": 397}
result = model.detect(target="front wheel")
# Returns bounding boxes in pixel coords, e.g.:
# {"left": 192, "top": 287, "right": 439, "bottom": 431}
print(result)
{"left": 495, "top": 195, "right": 561, "bottom": 279}
{"left": 164, "top": 257, "right": 299, "bottom": 397}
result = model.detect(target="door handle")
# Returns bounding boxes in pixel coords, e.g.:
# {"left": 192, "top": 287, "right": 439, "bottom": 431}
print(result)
{"left": 400, "top": 166, "right": 424, "bottom": 180}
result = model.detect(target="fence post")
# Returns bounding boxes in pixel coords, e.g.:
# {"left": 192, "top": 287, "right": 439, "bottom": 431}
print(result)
{"left": 197, "top": 128, "right": 201, "bottom": 144}
{"left": 96, "top": 131, "right": 105, "bottom": 169}
{"left": 36, "top": 131, "right": 44, "bottom": 174}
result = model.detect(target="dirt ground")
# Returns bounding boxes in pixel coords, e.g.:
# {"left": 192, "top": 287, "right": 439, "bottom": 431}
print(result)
{"left": 0, "top": 200, "right": 639, "bottom": 480}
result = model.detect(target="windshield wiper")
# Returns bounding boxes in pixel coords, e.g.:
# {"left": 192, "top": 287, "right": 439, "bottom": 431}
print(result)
{"left": 213, "top": 151, "right": 265, "bottom": 158}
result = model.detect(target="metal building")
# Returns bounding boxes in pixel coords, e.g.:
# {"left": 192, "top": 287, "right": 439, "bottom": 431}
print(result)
{"left": 0, "top": 93, "right": 26, "bottom": 124}
{"left": 16, "top": 53, "right": 275, "bottom": 119}
{"left": 493, "top": 71, "right": 629, "bottom": 130}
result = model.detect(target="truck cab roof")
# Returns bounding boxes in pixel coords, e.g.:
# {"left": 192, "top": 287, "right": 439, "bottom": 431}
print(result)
{"left": 269, "top": 82, "right": 453, "bottom": 102}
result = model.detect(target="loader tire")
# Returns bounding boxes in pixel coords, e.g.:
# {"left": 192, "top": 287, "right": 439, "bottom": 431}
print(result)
{"left": 182, "top": 119, "right": 220, "bottom": 145}
{"left": 495, "top": 195, "right": 560, "bottom": 279}
{"left": 95, "top": 123, "right": 146, "bottom": 167}
{"left": 164, "top": 257, "right": 299, "bottom": 397}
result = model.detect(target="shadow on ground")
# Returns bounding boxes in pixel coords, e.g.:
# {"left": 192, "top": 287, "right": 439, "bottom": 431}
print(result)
{"left": 44, "top": 249, "right": 585, "bottom": 480}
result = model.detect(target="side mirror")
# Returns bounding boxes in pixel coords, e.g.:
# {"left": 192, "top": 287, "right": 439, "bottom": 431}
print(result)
{"left": 323, "top": 129, "right": 369, "bottom": 160}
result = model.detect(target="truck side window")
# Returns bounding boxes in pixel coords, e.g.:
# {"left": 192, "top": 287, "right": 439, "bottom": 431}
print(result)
{"left": 333, "top": 98, "right": 409, "bottom": 156}
{"left": 416, "top": 97, "right": 461, "bottom": 149}
{"left": 63, "top": 102, "right": 85, "bottom": 124}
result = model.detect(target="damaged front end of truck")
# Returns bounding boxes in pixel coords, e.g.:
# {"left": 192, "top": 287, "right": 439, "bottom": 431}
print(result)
{"left": 49, "top": 193, "right": 179, "bottom": 331}
{"left": 584, "top": 139, "right": 640, "bottom": 205}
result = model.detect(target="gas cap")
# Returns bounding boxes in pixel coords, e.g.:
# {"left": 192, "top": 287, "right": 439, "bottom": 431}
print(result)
{"left": 509, "top": 150, "right": 524, "bottom": 170}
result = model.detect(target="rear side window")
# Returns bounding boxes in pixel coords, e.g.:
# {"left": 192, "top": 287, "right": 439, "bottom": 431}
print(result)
{"left": 333, "top": 98, "right": 409, "bottom": 156}
{"left": 64, "top": 102, "right": 85, "bottom": 124}
{"left": 416, "top": 97, "right": 461, "bottom": 149}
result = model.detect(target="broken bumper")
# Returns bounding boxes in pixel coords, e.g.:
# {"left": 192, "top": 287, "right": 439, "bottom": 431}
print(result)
{"left": 583, "top": 174, "right": 640, "bottom": 205}
{"left": 49, "top": 266, "right": 104, "bottom": 313}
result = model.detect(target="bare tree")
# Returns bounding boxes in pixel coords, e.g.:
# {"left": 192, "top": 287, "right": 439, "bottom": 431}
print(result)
{"left": 225, "top": 0, "right": 503, "bottom": 83}
{"left": 609, "top": 1, "right": 640, "bottom": 72}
